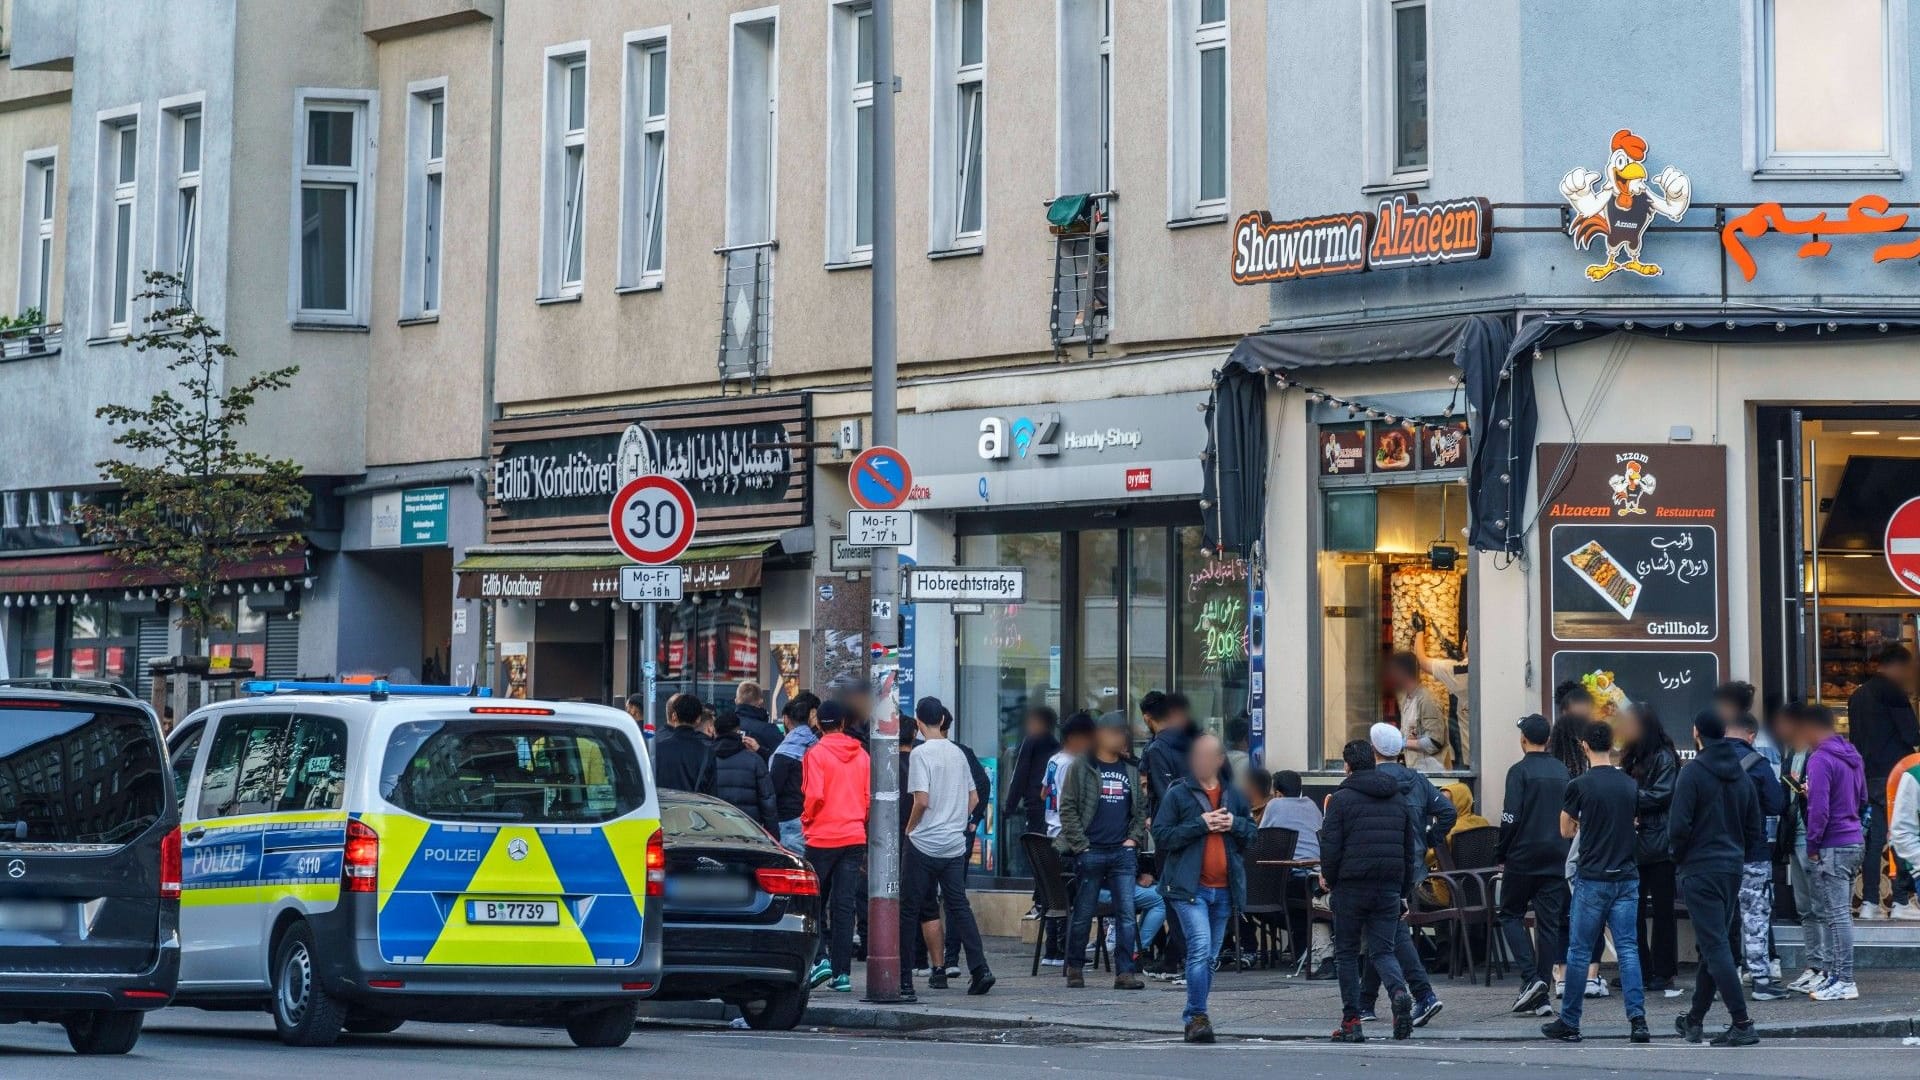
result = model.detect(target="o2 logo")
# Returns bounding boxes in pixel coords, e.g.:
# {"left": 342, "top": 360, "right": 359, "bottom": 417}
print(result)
{"left": 978, "top": 412, "right": 1061, "bottom": 461}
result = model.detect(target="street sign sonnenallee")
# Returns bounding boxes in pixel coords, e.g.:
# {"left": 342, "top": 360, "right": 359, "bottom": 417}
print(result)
{"left": 619, "top": 565, "right": 684, "bottom": 603}
{"left": 609, "top": 475, "right": 698, "bottom": 565}
{"left": 847, "top": 510, "right": 913, "bottom": 547}
{"left": 901, "top": 566, "right": 1025, "bottom": 604}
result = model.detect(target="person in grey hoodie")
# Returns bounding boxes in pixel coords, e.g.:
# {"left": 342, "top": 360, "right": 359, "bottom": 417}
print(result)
{"left": 1802, "top": 703, "right": 1866, "bottom": 1001}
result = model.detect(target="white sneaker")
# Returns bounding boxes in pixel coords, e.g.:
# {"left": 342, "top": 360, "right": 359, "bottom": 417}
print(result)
{"left": 1553, "top": 980, "right": 1566, "bottom": 1000}
{"left": 1890, "top": 900, "right": 1920, "bottom": 921}
{"left": 1786, "top": 968, "right": 1823, "bottom": 994}
{"left": 1584, "top": 977, "right": 1609, "bottom": 998}
{"left": 1041, "top": 957, "right": 1066, "bottom": 967}
{"left": 1769, "top": 958, "right": 1784, "bottom": 981}
{"left": 1811, "top": 979, "right": 1860, "bottom": 1001}
{"left": 1855, "top": 903, "right": 1886, "bottom": 921}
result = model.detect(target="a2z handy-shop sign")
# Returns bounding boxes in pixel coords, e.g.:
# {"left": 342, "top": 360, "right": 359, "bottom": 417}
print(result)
{"left": 1230, "top": 192, "right": 1492, "bottom": 285}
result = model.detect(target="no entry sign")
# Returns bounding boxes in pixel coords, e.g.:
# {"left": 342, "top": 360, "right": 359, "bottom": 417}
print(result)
{"left": 609, "top": 475, "right": 697, "bottom": 565}
{"left": 849, "top": 445, "right": 913, "bottom": 511}
{"left": 1886, "top": 496, "right": 1920, "bottom": 596}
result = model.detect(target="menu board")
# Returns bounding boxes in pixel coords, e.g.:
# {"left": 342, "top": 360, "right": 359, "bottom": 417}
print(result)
{"left": 1537, "top": 444, "right": 1729, "bottom": 746}
{"left": 1319, "top": 426, "right": 1368, "bottom": 476}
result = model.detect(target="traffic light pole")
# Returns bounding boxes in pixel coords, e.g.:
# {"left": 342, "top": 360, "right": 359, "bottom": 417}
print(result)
{"left": 863, "top": 0, "right": 902, "bottom": 1005}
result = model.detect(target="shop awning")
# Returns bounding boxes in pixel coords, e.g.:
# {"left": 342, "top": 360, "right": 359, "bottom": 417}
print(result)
{"left": 1206, "top": 313, "right": 1525, "bottom": 556}
{"left": 454, "top": 542, "right": 771, "bottom": 601}
{"left": 0, "top": 549, "right": 309, "bottom": 599}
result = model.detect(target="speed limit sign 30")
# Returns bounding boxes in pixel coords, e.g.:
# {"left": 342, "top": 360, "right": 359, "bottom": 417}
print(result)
{"left": 609, "top": 475, "right": 697, "bottom": 564}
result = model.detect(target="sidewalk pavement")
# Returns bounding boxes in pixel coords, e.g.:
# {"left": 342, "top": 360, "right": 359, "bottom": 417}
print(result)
{"left": 762, "top": 936, "right": 1920, "bottom": 1041}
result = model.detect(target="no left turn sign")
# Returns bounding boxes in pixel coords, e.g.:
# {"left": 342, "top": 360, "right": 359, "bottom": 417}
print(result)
{"left": 610, "top": 475, "right": 697, "bottom": 565}
{"left": 1887, "top": 496, "right": 1920, "bottom": 596}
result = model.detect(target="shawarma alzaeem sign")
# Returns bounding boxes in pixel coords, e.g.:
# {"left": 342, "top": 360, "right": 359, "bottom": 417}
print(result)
{"left": 1230, "top": 192, "right": 1493, "bottom": 285}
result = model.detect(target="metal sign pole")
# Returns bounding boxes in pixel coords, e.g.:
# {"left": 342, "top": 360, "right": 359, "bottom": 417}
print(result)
{"left": 864, "top": 0, "right": 902, "bottom": 1005}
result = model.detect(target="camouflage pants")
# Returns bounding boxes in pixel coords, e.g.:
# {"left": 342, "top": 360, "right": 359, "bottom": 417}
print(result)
{"left": 1739, "top": 860, "right": 1773, "bottom": 979}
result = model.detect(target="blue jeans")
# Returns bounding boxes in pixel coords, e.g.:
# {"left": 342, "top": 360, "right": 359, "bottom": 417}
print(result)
{"left": 1561, "top": 876, "right": 1644, "bottom": 1031}
{"left": 1099, "top": 882, "right": 1167, "bottom": 960}
{"left": 1171, "top": 886, "right": 1232, "bottom": 1022}
{"left": 1068, "top": 845, "right": 1139, "bottom": 973}
{"left": 777, "top": 818, "right": 806, "bottom": 856}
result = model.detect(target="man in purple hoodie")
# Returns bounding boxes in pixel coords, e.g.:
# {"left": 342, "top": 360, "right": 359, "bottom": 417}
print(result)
{"left": 1803, "top": 704, "right": 1866, "bottom": 1001}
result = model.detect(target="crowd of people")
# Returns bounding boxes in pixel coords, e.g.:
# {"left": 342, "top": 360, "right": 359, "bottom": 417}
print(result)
{"left": 640, "top": 642, "right": 1920, "bottom": 1048}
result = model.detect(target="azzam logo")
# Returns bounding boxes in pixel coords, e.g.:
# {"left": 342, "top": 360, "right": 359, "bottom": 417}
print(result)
{"left": 1562, "top": 129, "right": 1691, "bottom": 281}
{"left": 1608, "top": 452, "right": 1657, "bottom": 516}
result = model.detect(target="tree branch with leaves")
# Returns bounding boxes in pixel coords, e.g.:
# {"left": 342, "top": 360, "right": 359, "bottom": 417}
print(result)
{"left": 78, "top": 271, "right": 311, "bottom": 652}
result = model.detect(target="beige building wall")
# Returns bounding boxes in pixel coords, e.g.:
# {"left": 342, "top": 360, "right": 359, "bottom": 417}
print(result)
{"left": 226, "top": 0, "right": 376, "bottom": 475}
{"left": 494, "top": 1, "right": 1266, "bottom": 415}
{"left": 366, "top": 14, "right": 494, "bottom": 467}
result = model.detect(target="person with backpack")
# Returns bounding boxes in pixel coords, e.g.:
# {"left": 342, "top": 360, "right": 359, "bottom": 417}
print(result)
{"left": 1728, "top": 708, "right": 1788, "bottom": 1000}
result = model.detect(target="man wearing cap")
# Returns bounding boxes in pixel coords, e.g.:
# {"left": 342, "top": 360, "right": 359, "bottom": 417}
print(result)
{"left": 1498, "top": 713, "right": 1573, "bottom": 1016}
{"left": 898, "top": 698, "right": 994, "bottom": 999}
{"left": 801, "top": 700, "right": 870, "bottom": 994}
{"left": 1057, "top": 710, "right": 1149, "bottom": 990}
{"left": 1355, "top": 722, "right": 1450, "bottom": 1028}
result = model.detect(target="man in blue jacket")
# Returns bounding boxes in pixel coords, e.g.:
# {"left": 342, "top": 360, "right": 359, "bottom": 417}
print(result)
{"left": 1152, "top": 733, "right": 1256, "bottom": 1044}
{"left": 1729, "top": 709, "right": 1789, "bottom": 1000}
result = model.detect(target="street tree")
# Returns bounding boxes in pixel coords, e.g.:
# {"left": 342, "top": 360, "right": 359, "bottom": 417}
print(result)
{"left": 80, "top": 271, "right": 309, "bottom": 654}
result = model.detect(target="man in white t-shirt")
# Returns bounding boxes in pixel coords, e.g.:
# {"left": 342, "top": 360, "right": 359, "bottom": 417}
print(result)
{"left": 898, "top": 697, "right": 994, "bottom": 1000}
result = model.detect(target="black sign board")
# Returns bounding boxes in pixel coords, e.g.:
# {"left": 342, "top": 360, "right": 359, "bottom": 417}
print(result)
{"left": 1549, "top": 649, "right": 1721, "bottom": 753}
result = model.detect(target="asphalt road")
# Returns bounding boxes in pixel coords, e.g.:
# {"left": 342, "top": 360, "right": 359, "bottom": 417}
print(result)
{"left": 0, "top": 1011, "right": 1915, "bottom": 1078}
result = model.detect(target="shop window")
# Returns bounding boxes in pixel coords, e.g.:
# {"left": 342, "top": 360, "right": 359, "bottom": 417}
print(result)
{"left": 1074, "top": 530, "right": 1121, "bottom": 718}
{"left": 654, "top": 593, "right": 761, "bottom": 715}
{"left": 1176, "top": 526, "right": 1250, "bottom": 765}
{"left": 206, "top": 596, "right": 270, "bottom": 674}
{"left": 16, "top": 605, "right": 56, "bottom": 676}
{"left": 66, "top": 603, "right": 139, "bottom": 689}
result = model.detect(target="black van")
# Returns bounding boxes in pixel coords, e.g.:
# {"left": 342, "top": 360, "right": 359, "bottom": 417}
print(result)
{"left": 0, "top": 689, "right": 180, "bottom": 1054}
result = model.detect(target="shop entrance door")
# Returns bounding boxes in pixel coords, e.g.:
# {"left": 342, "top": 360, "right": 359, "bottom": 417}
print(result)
{"left": 1758, "top": 407, "right": 1920, "bottom": 721}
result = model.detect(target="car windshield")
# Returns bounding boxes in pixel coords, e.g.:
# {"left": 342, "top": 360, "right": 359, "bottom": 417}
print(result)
{"left": 381, "top": 719, "right": 645, "bottom": 824}
{"left": 660, "top": 799, "right": 771, "bottom": 842}
{"left": 0, "top": 703, "right": 166, "bottom": 846}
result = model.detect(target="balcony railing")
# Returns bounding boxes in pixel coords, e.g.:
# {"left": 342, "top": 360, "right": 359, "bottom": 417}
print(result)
{"left": 716, "top": 240, "right": 777, "bottom": 390}
{"left": 1047, "top": 190, "right": 1114, "bottom": 358}
{"left": 0, "top": 320, "right": 62, "bottom": 362}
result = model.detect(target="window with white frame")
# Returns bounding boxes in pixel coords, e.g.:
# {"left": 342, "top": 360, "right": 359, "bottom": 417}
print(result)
{"left": 293, "top": 92, "right": 373, "bottom": 325}
{"left": 157, "top": 103, "right": 202, "bottom": 309}
{"left": 18, "top": 150, "right": 54, "bottom": 320}
{"left": 620, "top": 33, "right": 669, "bottom": 288}
{"left": 1168, "top": 0, "right": 1227, "bottom": 221}
{"left": 1363, "top": 0, "right": 1427, "bottom": 186}
{"left": 543, "top": 48, "right": 588, "bottom": 297}
{"left": 95, "top": 113, "right": 139, "bottom": 337}
{"left": 403, "top": 81, "right": 446, "bottom": 318}
{"left": 1754, "top": 0, "right": 1907, "bottom": 174}
{"left": 1057, "top": 0, "right": 1111, "bottom": 195}
{"left": 931, "top": 0, "right": 985, "bottom": 251}
{"left": 827, "top": 2, "right": 874, "bottom": 264}
{"left": 725, "top": 15, "right": 778, "bottom": 247}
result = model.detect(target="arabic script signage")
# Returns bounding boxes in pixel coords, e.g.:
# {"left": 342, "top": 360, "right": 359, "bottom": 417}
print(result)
{"left": 1537, "top": 443, "right": 1728, "bottom": 752}
{"left": 1721, "top": 195, "right": 1920, "bottom": 281}
{"left": 1230, "top": 193, "right": 1492, "bottom": 286}
{"left": 487, "top": 394, "right": 811, "bottom": 543}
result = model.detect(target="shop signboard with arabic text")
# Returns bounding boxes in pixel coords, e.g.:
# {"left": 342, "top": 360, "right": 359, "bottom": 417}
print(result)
{"left": 1537, "top": 443, "right": 1727, "bottom": 750}
{"left": 487, "top": 394, "right": 810, "bottom": 543}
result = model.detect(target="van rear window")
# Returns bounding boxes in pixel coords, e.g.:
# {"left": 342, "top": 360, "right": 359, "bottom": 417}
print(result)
{"left": 381, "top": 720, "right": 645, "bottom": 824}
{"left": 0, "top": 704, "right": 166, "bottom": 846}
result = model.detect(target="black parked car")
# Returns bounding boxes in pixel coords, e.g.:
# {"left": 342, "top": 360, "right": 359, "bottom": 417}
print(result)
{"left": 0, "top": 689, "right": 180, "bottom": 1054}
{"left": 652, "top": 791, "right": 819, "bottom": 1029}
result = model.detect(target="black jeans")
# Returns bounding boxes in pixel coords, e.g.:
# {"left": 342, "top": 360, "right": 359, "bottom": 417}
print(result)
{"left": 1333, "top": 885, "right": 1407, "bottom": 1020}
{"left": 1498, "top": 871, "right": 1569, "bottom": 987}
{"left": 901, "top": 845, "right": 987, "bottom": 989}
{"left": 808, "top": 843, "right": 866, "bottom": 977}
{"left": 1680, "top": 870, "right": 1749, "bottom": 1026}
{"left": 1639, "top": 859, "right": 1678, "bottom": 982}
{"left": 1358, "top": 916, "right": 1434, "bottom": 1009}
{"left": 941, "top": 829, "right": 981, "bottom": 969}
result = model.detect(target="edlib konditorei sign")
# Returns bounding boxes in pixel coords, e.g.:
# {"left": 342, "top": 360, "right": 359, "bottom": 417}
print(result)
{"left": 1230, "top": 192, "right": 1492, "bottom": 285}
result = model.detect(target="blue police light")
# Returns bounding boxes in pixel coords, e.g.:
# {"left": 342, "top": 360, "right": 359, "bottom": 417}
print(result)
{"left": 242, "top": 679, "right": 493, "bottom": 699}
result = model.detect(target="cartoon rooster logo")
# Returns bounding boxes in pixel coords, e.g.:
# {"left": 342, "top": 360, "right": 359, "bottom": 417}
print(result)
{"left": 1608, "top": 460, "right": 1657, "bottom": 515}
{"left": 1561, "top": 129, "right": 1692, "bottom": 281}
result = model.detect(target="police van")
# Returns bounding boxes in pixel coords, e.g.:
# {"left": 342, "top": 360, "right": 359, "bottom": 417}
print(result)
{"left": 165, "top": 682, "right": 661, "bottom": 1047}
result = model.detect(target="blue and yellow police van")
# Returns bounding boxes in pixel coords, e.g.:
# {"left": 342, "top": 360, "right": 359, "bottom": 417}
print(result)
{"left": 164, "top": 682, "right": 661, "bottom": 1047}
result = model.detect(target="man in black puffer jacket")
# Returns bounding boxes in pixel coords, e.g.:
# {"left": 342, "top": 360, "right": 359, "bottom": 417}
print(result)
{"left": 1321, "top": 739, "right": 1420, "bottom": 1043}
{"left": 712, "top": 711, "right": 777, "bottom": 831}
{"left": 1669, "top": 710, "right": 1765, "bottom": 1047}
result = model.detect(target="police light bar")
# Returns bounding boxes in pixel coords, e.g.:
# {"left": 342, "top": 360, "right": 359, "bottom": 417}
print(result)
{"left": 242, "top": 679, "right": 493, "bottom": 700}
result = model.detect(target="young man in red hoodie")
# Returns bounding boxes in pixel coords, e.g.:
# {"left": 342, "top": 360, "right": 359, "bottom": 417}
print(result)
{"left": 802, "top": 700, "right": 871, "bottom": 993}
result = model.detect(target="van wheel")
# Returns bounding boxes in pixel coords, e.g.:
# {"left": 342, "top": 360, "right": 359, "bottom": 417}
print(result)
{"left": 564, "top": 1001, "right": 638, "bottom": 1047}
{"left": 64, "top": 1011, "right": 143, "bottom": 1055}
{"left": 737, "top": 986, "right": 809, "bottom": 1030}
{"left": 344, "top": 1014, "right": 405, "bottom": 1034}
{"left": 272, "top": 922, "right": 344, "bottom": 1046}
